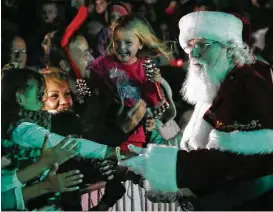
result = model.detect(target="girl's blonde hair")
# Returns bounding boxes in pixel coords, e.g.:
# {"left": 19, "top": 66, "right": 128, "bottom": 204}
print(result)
{"left": 40, "top": 66, "right": 70, "bottom": 88}
{"left": 108, "top": 15, "right": 172, "bottom": 60}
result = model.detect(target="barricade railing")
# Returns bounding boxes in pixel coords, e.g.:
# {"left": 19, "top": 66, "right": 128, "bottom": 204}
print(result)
{"left": 80, "top": 181, "right": 182, "bottom": 211}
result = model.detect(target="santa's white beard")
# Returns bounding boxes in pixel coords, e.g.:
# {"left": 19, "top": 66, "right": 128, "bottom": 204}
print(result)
{"left": 181, "top": 54, "right": 231, "bottom": 105}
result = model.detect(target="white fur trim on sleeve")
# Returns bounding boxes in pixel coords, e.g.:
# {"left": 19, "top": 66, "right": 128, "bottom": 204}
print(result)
{"left": 144, "top": 144, "right": 179, "bottom": 193}
{"left": 207, "top": 129, "right": 273, "bottom": 154}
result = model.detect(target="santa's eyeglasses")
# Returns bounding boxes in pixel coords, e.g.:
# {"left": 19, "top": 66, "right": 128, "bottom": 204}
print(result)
{"left": 183, "top": 39, "right": 219, "bottom": 54}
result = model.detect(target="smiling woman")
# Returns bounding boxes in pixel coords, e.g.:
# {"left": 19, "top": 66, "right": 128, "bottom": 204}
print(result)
{"left": 41, "top": 67, "right": 73, "bottom": 112}
{"left": 1, "top": 66, "right": 116, "bottom": 161}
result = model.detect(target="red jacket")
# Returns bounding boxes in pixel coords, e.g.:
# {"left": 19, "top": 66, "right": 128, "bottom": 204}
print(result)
{"left": 177, "top": 61, "right": 273, "bottom": 210}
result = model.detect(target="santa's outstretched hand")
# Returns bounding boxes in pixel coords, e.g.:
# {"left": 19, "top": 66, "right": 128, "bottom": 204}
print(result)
{"left": 119, "top": 145, "right": 146, "bottom": 175}
{"left": 119, "top": 144, "right": 179, "bottom": 193}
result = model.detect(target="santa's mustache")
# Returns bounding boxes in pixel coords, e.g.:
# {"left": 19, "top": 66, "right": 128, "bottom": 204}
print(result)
{"left": 189, "top": 58, "right": 206, "bottom": 66}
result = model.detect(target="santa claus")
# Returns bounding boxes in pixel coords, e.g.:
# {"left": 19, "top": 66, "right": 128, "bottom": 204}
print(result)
{"left": 119, "top": 11, "right": 273, "bottom": 210}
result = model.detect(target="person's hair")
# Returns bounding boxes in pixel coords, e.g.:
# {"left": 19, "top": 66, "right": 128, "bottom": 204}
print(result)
{"left": 225, "top": 41, "right": 256, "bottom": 66}
{"left": 46, "top": 28, "right": 80, "bottom": 67}
{"left": 194, "top": 0, "right": 217, "bottom": 11}
{"left": 1, "top": 68, "right": 44, "bottom": 138}
{"left": 108, "top": 15, "right": 172, "bottom": 60}
{"left": 40, "top": 66, "right": 70, "bottom": 89}
{"left": 45, "top": 29, "right": 67, "bottom": 67}
{"left": 105, "top": 2, "right": 129, "bottom": 24}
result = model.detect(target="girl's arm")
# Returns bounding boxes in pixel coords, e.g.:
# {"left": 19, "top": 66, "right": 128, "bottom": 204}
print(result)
{"left": 11, "top": 122, "right": 108, "bottom": 159}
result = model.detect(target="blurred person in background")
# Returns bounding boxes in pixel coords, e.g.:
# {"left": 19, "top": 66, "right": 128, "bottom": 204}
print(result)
{"left": 95, "top": 2, "right": 130, "bottom": 57}
{"left": 2, "top": 35, "right": 27, "bottom": 69}
{"left": 41, "top": 29, "right": 94, "bottom": 93}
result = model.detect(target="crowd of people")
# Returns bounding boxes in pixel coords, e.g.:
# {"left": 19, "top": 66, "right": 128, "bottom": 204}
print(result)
{"left": 1, "top": 0, "right": 273, "bottom": 211}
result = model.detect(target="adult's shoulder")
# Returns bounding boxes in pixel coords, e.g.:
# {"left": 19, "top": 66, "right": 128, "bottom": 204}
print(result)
{"left": 226, "top": 63, "right": 272, "bottom": 87}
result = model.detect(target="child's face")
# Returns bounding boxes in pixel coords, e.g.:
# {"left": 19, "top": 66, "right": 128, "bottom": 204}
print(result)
{"left": 113, "top": 29, "right": 142, "bottom": 64}
{"left": 17, "top": 79, "right": 44, "bottom": 111}
{"left": 42, "top": 3, "right": 58, "bottom": 24}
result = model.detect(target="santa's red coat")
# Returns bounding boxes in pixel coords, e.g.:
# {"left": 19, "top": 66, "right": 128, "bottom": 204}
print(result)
{"left": 176, "top": 61, "right": 273, "bottom": 210}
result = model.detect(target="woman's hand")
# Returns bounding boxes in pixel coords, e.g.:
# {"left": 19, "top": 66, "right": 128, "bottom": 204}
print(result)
{"left": 42, "top": 163, "right": 84, "bottom": 193}
{"left": 39, "top": 135, "right": 79, "bottom": 169}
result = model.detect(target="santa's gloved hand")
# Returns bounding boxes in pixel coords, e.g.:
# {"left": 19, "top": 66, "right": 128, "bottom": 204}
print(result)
{"left": 119, "top": 144, "right": 179, "bottom": 193}
{"left": 119, "top": 145, "right": 146, "bottom": 176}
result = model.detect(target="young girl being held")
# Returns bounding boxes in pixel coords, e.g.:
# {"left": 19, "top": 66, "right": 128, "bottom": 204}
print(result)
{"left": 87, "top": 15, "right": 172, "bottom": 152}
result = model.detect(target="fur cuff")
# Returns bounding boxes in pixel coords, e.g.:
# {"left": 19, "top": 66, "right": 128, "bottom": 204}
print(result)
{"left": 208, "top": 129, "right": 273, "bottom": 154}
{"left": 144, "top": 144, "right": 179, "bottom": 193}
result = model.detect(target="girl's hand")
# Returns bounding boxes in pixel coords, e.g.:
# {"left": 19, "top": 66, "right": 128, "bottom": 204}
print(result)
{"left": 43, "top": 163, "right": 83, "bottom": 193}
{"left": 145, "top": 117, "right": 156, "bottom": 132}
{"left": 39, "top": 135, "right": 79, "bottom": 169}
{"left": 146, "top": 68, "right": 161, "bottom": 83}
{"left": 143, "top": 58, "right": 161, "bottom": 83}
{"left": 152, "top": 101, "right": 170, "bottom": 119}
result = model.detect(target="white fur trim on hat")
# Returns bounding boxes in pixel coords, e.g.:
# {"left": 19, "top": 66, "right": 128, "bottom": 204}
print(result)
{"left": 179, "top": 11, "right": 243, "bottom": 49}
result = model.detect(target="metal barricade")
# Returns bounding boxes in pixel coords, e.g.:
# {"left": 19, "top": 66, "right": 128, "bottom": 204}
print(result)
{"left": 81, "top": 181, "right": 182, "bottom": 211}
